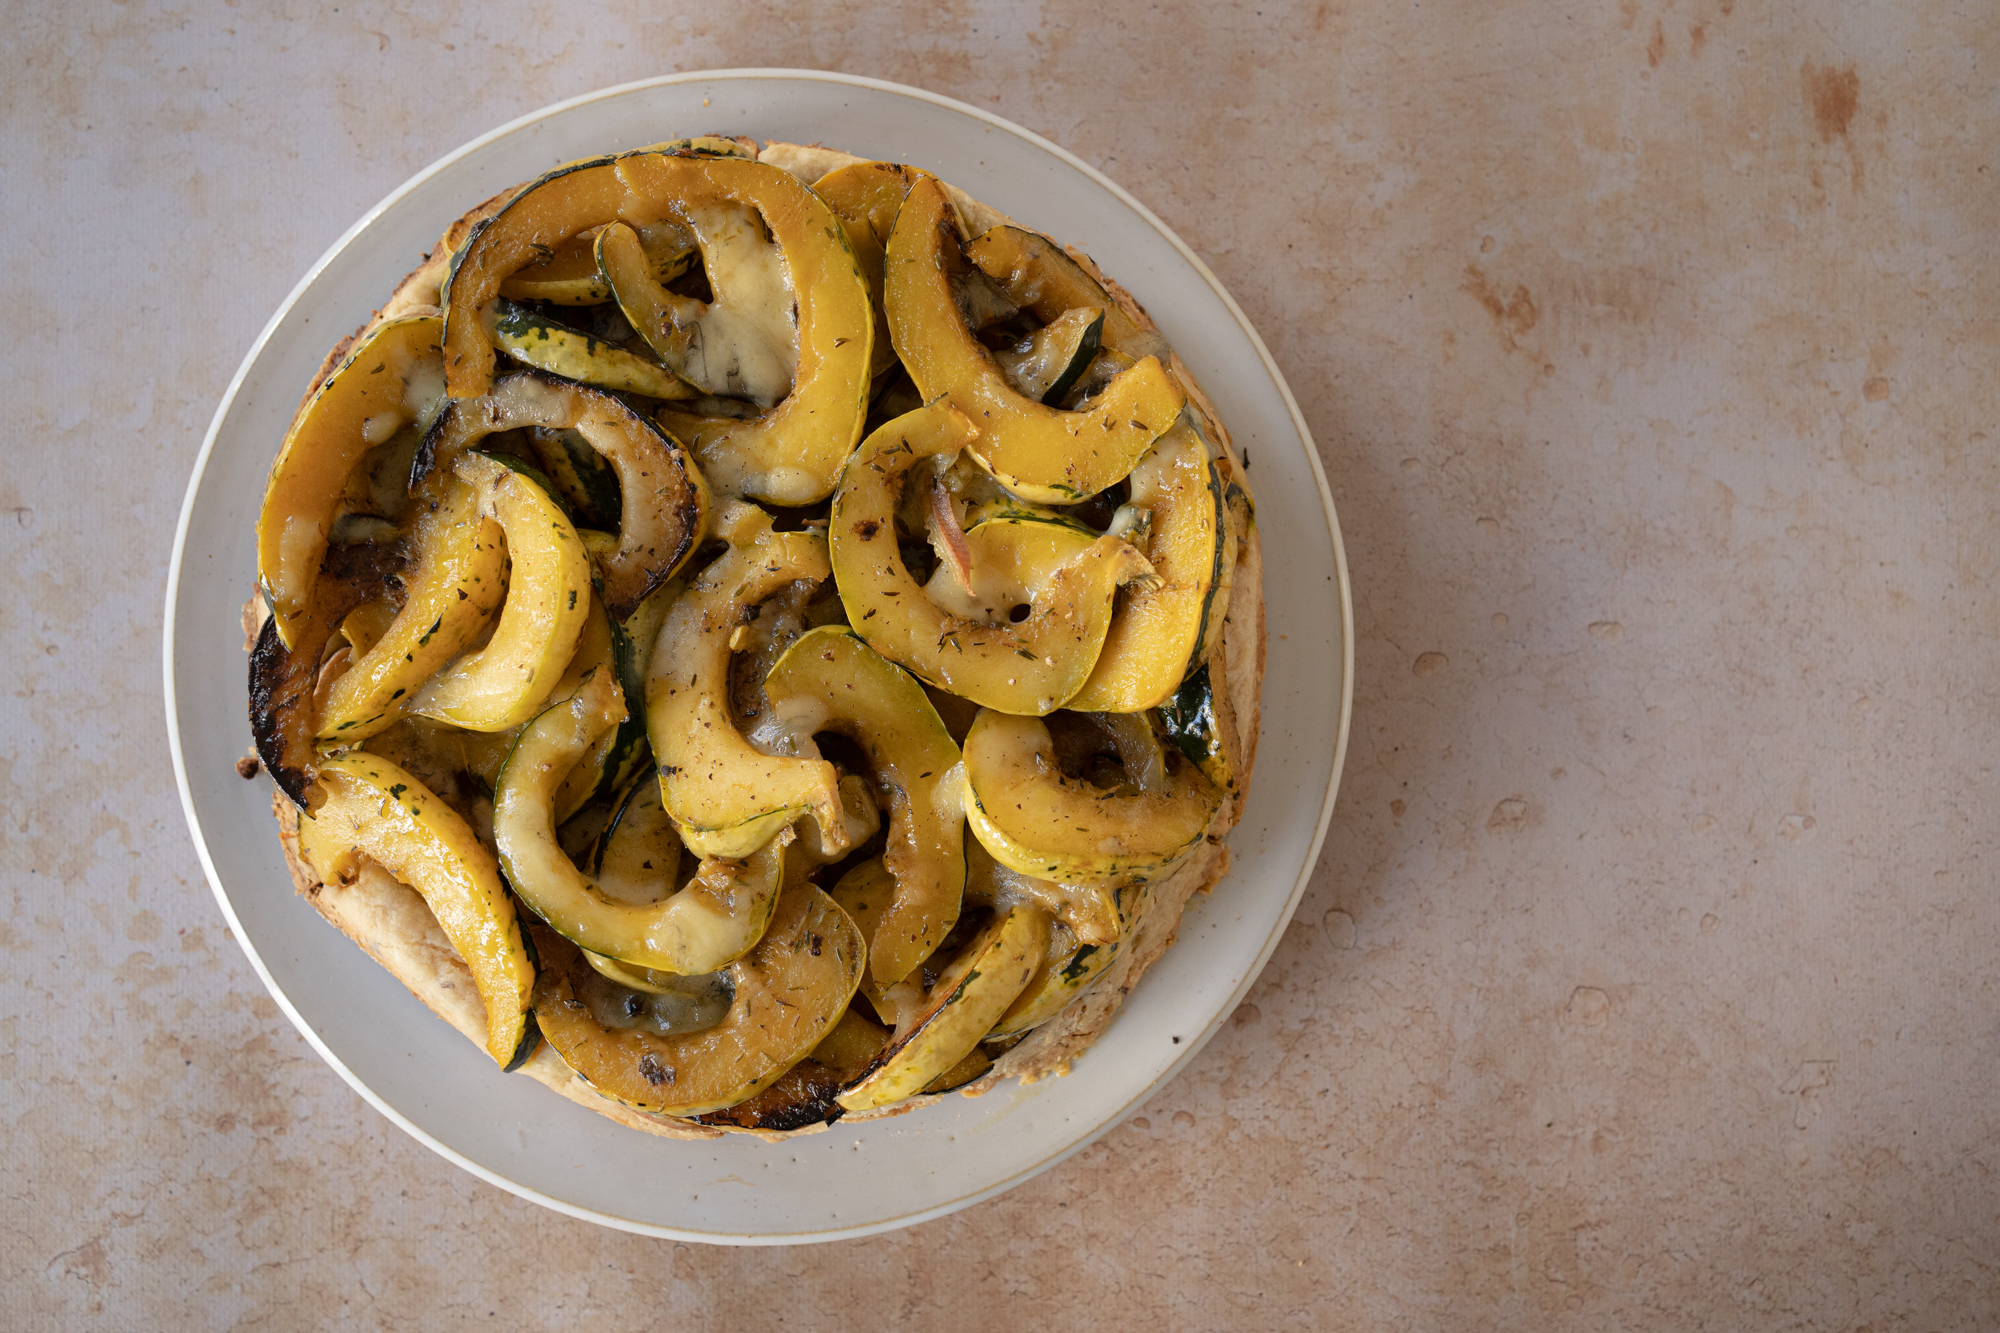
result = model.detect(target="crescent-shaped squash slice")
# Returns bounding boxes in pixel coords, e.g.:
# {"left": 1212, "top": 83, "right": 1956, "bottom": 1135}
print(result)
{"left": 811, "top": 161, "right": 927, "bottom": 380}
{"left": 415, "top": 371, "right": 709, "bottom": 618}
{"left": 439, "top": 146, "right": 870, "bottom": 505}
{"left": 988, "top": 914, "right": 1124, "bottom": 1040}
{"left": 645, "top": 502, "right": 844, "bottom": 859}
{"left": 486, "top": 298, "right": 696, "bottom": 401}
{"left": 408, "top": 452, "right": 592, "bottom": 731}
{"left": 962, "top": 223, "right": 1173, "bottom": 365}
{"left": 884, "top": 178, "right": 1184, "bottom": 504}
{"left": 316, "top": 473, "right": 506, "bottom": 744}
{"left": 835, "top": 904, "right": 1049, "bottom": 1112}
{"left": 533, "top": 883, "right": 864, "bottom": 1116}
{"left": 257, "top": 313, "right": 446, "bottom": 648}
{"left": 493, "top": 668, "right": 785, "bottom": 974}
{"left": 764, "top": 626, "right": 965, "bottom": 987}
{"left": 829, "top": 404, "right": 1153, "bottom": 715}
{"left": 962, "top": 708, "right": 1219, "bottom": 889}
{"left": 1065, "top": 417, "right": 1233, "bottom": 712}
{"left": 296, "top": 752, "right": 537, "bottom": 1068}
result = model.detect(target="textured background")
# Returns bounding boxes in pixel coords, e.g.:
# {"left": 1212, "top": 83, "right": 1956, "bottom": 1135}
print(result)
{"left": 6, "top": 0, "right": 1998, "bottom": 1326}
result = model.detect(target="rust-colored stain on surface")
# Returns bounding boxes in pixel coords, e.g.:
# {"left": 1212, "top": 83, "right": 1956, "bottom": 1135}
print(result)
{"left": 1805, "top": 61, "right": 1861, "bottom": 140}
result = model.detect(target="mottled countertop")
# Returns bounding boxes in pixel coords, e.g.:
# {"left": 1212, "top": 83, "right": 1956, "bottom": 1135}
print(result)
{"left": 6, "top": 2, "right": 1996, "bottom": 1326}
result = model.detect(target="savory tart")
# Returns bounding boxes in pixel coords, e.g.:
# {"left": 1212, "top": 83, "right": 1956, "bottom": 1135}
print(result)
{"left": 248, "top": 135, "right": 1263, "bottom": 1139}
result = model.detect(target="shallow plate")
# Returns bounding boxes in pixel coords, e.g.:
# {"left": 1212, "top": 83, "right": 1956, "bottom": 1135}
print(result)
{"left": 164, "top": 70, "right": 1353, "bottom": 1244}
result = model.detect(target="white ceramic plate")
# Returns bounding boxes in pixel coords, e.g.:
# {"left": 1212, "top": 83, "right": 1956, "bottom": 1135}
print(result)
{"left": 164, "top": 70, "right": 1352, "bottom": 1243}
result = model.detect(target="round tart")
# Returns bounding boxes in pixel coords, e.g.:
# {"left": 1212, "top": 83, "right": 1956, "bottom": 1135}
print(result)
{"left": 250, "top": 136, "right": 1264, "bottom": 1140}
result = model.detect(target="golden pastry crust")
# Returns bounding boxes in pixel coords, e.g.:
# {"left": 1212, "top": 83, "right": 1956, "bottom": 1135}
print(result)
{"left": 255, "top": 137, "right": 1263, "bottom": 1137}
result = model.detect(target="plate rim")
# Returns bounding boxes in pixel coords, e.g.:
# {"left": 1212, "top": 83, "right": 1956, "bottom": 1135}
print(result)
{"left": 161, "top": 67, "right": 1354, "bottom": 1244}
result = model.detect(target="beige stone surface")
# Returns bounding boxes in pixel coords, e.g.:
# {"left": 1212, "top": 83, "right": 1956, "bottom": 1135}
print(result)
{"left": 5, "top": 0, "right": 1996, "bottom": 1326}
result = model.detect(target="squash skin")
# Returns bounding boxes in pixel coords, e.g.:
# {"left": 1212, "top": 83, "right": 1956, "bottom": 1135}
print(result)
{"left": 299, "top": 752, "right": 537, "bottom": 1068}
{"left": 884, "top": 179, "right": 1184, "bottom": 504}
{"left": 829, "top": 404, "right": 1154, "bottom": 715}
{"left": 415, "top": 371, "right": 709, "bottom": 619}
{"left": 257, "top": 313, "right": 445, "bottom": 649}
{"left": 1065, "top": 417, "right": 1233, "bottom": 713}
{"left": 961, "top": 709, "right": 1220, "bottom": 889}
{"left": 835, "top": 904, "right": 1049, "bottom": 1112}
{"left": 408, "top": 452, "right": 593, "bottom": 732}
{"left": 316, "top": 474, "right": 506, "bottom": 744}
{"left": 493, "top": 669, "right": 785, "bottom": 974}
{"left": 764, "top": 627, "right": 966, "bottom": 987}
{"left": 487, "top": 298, "right": 696, "bottom": 400}
{"left": 533, "top": 884, "right": 865, "bottom": 1116}
{"left": 645, "top": 503, "right": 844, "bottom": 859}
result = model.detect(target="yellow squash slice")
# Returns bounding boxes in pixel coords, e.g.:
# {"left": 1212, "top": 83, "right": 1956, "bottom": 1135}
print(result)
{"left": 408, "top": 452, "right": 592, "bottom": 731}
{"left": 1066, "top": 416, "right": 1234, "bottom": 712}
{"left": 297, "top": 752, "right": 536, "bottom": 1068}
{"left": 764, "top": 627, "right": 965, "bottom": 987}
{"left": 961, "top": 708, "right": 1220, "bottom": 889}
{"left": 884, "top": 178, "right": 1184, "bottom": 504}
{"left": 534, "top": 884, "right": 864, "bottom": 1116}
{"left": 316, "top": 473, "right": 505, "bottom": 743}
{"left": 829, "top": 404, "right": 1154, "bottom": 715}
{"left": 257, "top": 313, "right": 446, "bottom": 648}
{"left": 645, "top": 502, "right": 844, "bottom": 859}
{"left": 836, "top": 904, "right": 1049, "bottom": 1112}
{"left": 493, "top": 669, "right": 784, "bottom": 974}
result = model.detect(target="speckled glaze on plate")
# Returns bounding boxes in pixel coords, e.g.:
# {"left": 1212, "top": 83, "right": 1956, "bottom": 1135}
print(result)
{"left": 163, "top": 70, "right": 1352, "bottom": 1244}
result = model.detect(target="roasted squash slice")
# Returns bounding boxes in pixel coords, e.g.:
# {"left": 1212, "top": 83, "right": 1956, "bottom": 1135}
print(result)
{"left": 1066, "top": 417, "right": 1233, "bottom": 712}
{"left": 995, "top": 307, "right": 1103, "bottom": 405}
{"left": 962, "top": 708, "right": 1219, "bottom": 889}
{"left": 487, "top": 298, "right": 695, "bottom": 400}
{"left": 316, "top": 473, "right": 506, "bottom": 744}
{"left": 494, "top": 668, "right": 785, "bottom": 974}
{"left": 407, "top": 452, "right": 592, "bottom": 731}
{"left": 257, "top": 313, "right": 445, "bottom": 649}
{"left": 835, "top": 904, "right": 1049, "bottom": 1112}
{"left": 764, "top": 626, "right": 966, "bottom": 987}
{"left": 533, "top": 883, "right": 864, "bottom": 1116}
{"left": 597, "top": 217, "right": 795, "bottom": 407}
{"left": 645, "top": 502, "right": 845, "bottom": 859}
{"left": 962, "top": 223, "right": 1173, "bottom": 366}
{"left": 297, "top": 752, "right": 537, "bottom": 1068}
{"left": 811, "top": 161, "right": 927, "bottom": 380}
{"left": 415, "top": 371, "right": 709, "bottom": 619}
{"left": 439, "top": 147, "right": 870, "bottom": 505}
{"left": 884, "top": 179, "right": 1184, "bottom": 504}
{"left": 829, "top": 404, "right": 1154, "bottom": 715}
{"left": 989, "top": 912, "right": 1124, "bottom": 1040}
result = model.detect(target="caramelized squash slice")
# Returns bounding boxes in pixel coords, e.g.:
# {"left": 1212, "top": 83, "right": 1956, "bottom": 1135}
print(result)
{"left": 257, "top": 314, "right": 445, "bottom": 648}
{"left": 408, "top": 452, "right": 592, "bottom": 731}
{"left": 836, "top": 904, "right": 1048, "bottom": 1112}
{"left": 811, "top": 161, "right": 927, "bottom": 380}
{"left": 645, "top": 502, "right": 844, "bottom": 859}
{"left": 316, "top": 473, "right": 505, "bottom": 743}
{"left": 493, "top": 669, "right": 784, "bottom": 974}
{"left": 764, "top": 627, "right": 965, "bottom": 987}
{"left": 298, "top": 752, "right": 537, "bottom": 1068}
{"left": 829, "top": 404, "right": 1153, "bottom": 715}
{"left": 885, "top": 179, "right": 1183, "bottom": 504}
{"left": 1066, "top": 417, "right": 1233, "bottom": 712}
{"left": 416, "top": 371, "right": 709, "bottom": 618}
{"left": 534, "top": 884, "right": 864, "bottom": 1116}
{"left": 962, "top": 708, "right": 1219, "bottom": 889}
{"left": 439, "top": 147, "right": 870, "bottom": 505}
